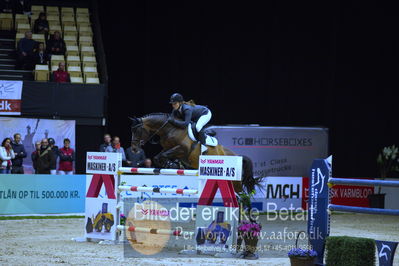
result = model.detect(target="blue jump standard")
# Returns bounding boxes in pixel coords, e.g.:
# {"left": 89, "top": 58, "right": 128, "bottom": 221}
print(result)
{"left": 328, "top": 178, "right": 399, "bottom": 187}
{"left": 328, "top": 204, "right": 399, "bottom": 216}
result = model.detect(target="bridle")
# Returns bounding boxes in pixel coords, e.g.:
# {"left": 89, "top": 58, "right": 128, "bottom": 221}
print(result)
{"left": 131, "top": 117, "right": 169, "bottom": 146}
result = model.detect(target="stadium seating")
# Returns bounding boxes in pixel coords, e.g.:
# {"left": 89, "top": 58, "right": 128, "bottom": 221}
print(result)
{"left": 51, "top": 55, "right": 65, "bottom": 68}
{"left": 15, "top": 14, "right": 29, "bottom": 30}
{"left": 71, "top": 76, "right": 84, "bottom": 83}
{"left": 0, "top": 13, "right": 13, "bottom": 30}
{"left": 85, "top": 77, "right": 100, "bottom": 84}
{"left": 66, "top": 55, "right": 81, "bottom": 67}
{"left": 34, "top": 64, "right": 50, "bottom": 81}
{"left": 2, "top": 4, "right": 101, "bottom": 84}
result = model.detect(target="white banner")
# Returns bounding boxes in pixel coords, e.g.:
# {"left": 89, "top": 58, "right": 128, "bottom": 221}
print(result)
{"left": 0, "top": 117, "right": 75, "bottom": 174}
{"left": 0, "top": 80, "right": 23, "bottom": 115}
{"left": 86, "top": 152, "right": 121, "bottom": 174}
{"left": 198, "top": 155, "right": 242, "bottom": 181}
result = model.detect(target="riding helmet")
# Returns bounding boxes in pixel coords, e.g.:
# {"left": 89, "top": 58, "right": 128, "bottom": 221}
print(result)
{"left": 169, "top": 93, "right": 184, "bottom": 103}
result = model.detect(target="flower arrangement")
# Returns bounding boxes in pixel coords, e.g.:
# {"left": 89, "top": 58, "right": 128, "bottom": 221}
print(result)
{"left": 238, "top": 220, "right": 262, "bottom": 238}
{"left": 376, "top": 145, "right": 399, "bottom": 193}
{"left": 288, "top": 248, "right": 317, "bottom": 258}
{"left": 120, "top": 213, "right": 126, "bottom": 225}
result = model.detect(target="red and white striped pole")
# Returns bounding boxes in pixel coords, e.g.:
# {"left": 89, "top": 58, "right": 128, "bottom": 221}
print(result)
{"left": 118, "top": 167, "right": 198, "bottom": 176}
{"left": 118, "top": 185, "right": 198, "bottom": 195}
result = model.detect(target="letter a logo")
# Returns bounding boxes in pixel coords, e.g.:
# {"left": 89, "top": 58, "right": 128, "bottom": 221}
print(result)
{"left": 86, "top": 174, "right": 116, "bottom": 199}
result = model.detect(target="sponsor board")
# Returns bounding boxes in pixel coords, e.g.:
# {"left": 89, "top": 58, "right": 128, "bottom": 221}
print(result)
{"left": 207, "top": 126, "right": 328, "bottom": 177}
{"left": 0, "top": 80, "right": 23, "bottom": 115}
{"left": 0, "top": 117, "right": 76, "bottom": 174}
{"left": 86, "top": 152, "right": 121, "bottom": 175}
{"left": 199, "top": 155, "right": 242, "bottom": 181}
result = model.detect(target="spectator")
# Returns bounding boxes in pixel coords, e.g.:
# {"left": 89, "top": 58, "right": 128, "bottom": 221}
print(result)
{"left": 105, "top": 136, "right": 126, "bottom": 161}
{"left": 46, "top": 31, "right": 66, "bottom": 56}
{"left": 17, "top": 31, "right": 36, "bottom": 70}
{"left": 0, "top": 138, "right": 15, "bottom": 174}
{"left": 99, "top": 134, "right": 112, "bottom": 152}
{"left": 31, "top": 141, "right": 41, "bottom": 174}
{"left": 51, "top": 61, "right": 70, "bottom": 83}
{"left": 143, "top": 158, "right": 152, "bottom": 168}
{"left": 33, "top": 12, "right": 49, "bottom": 37}
{"left": 58, "top": 138, "right": 74, "bottom": 175}
{"left": 48, "top": 137, "right": 58, "bottom": 175}
{"left": 32, "top": 138, "right": 55, "bottom": 174}
{"left": 32, "top": 42, "right": 49, "bottom": 66}
{"left": 125, "top": 142, "right": 146, "bottom": 167}
{"left": 11, "top": 133, "right": 27, "bottom": 174}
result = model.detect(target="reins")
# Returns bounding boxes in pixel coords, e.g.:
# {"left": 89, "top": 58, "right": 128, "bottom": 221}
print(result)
{"left": 131, "top": 117, "right": 169, "bottom": 146}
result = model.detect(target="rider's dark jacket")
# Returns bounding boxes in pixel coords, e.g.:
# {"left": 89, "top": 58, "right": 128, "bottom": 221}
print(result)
{"left": 170, "top": 104, "right": 209, "bottom": 128}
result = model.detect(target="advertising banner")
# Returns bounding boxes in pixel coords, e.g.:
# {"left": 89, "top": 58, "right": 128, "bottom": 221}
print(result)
{"left": 0, "top": 117, "right": 76, "bottom": 174}
{"left": 86, "top": 152, "right": 121, "bottom": 175}
{"left": 208, "top": 126, "right": 328, "bottom": 177}
{"left": 199, "top": 155, "right": 242, "bottom": 181}
{"left": 0, "top": 80, "right": 23, "bottom": 115}
{"left": 85, "top": 152, "right": 121, "bottom": 241}
{"left": 254, "top": 177, "right": 304, "bottom": 212}
{"left": 307, "top": 158, "right": 332, "bottom": 264}
{"left": 0, "top": 174, "right": 85, "bottom": 215}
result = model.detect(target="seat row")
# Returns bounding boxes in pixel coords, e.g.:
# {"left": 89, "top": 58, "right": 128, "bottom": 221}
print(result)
{"left": 34, "top": 64, "right": 99, "bottom": 84}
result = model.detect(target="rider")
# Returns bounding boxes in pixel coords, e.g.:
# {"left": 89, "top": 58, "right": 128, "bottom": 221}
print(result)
{"left": 168, "top": 93, "right": 212, "bottom": 153}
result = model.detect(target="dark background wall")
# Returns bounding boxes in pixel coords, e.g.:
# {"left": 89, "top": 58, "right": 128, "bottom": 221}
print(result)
{"left": 98, "top": 1, "right": 399, "bottom": 178}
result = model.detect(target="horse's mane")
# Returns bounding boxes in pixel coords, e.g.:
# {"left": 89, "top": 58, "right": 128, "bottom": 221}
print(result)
{"left": 142, "top": 113, "right": 169, "bottom": 118}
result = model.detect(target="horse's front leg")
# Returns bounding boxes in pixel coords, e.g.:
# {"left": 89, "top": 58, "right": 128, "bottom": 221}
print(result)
{"left": 153, "top": 145, "right": 187, "bottom": 168}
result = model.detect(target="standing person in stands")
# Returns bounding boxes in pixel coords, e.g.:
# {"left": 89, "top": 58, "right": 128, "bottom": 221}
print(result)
{"left": 17, "top": 31, "right": 36, "bottom": 70}
{"left": 125, "top": 142, "right": 146, "bottom": 167}
{"left": 33, "top": 12, "right": 49, "bottom": 38}
{"left": 58, "top": 138, "right": 74, "bottom": 175}
{"left": 105, "top": 136, "right": 126, "bottom": 162}
{"left": 48, "top": 138, "right": 58, "bottom": 175}
{"left": 46, "top": 31, "right": 66, "bottom": 56}
{"left": 32, "top": 42, "right": 49, "bottom": 65}
{"left": 32, "top": 138, "right": 55, "bottom": 174}
{"left": 99, "top": 134, "right": 112, "bottom": 152}
{"left": 31, "top": 141, "right": 41, "bottom": 174}
{"left": 51, "top": 61, "right": 70, "bottom": 82}
{"left": 11, "top": 133, "right": 27, "bottom": 174}
{"left": 0, "top": 138, "right": 15, "bottom": 174}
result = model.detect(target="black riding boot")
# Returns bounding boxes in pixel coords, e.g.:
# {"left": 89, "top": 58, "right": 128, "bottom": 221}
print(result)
{"left": 198, "top": 130, "right": 208, "bottom": 154}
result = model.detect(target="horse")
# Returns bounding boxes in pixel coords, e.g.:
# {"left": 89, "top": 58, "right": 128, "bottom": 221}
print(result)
{"left": 130, "top": 113, "right": 259, "bottom": 193}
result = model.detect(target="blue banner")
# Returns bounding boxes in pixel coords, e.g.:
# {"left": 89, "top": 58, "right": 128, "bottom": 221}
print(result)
{"left": 375, "top": 240, "right": 398, "bottom": 266}
{"left": 0, "top": 174, "right": 85, "bottom": 214}
{"left": 307, "top": 158, "right": 331, "bottom": 264}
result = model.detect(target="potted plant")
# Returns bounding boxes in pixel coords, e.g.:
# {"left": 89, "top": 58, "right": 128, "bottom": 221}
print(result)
{"left": 371, "top": 145, "right": 399, "bottom": 208}
{"left": 236, "top": 190, "right": 261, "bottom": 260}
{"left": 238, "top": 219, "right": 262, "bottom": 260}
{"left": 288, "top": 248, "right": 317, "bottom": 266}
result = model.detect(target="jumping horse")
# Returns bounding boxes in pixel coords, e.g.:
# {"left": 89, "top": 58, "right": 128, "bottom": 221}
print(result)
{"left": 130, "top": 113, "right": 258, "bottom": 193}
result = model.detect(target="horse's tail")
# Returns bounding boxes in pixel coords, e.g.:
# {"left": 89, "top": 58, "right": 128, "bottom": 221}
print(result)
{"left": 241, "top": 155, "right": 262, "bottom": 194}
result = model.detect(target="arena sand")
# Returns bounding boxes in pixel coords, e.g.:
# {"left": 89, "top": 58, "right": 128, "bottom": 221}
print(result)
{"left": 0, "top": 213, "right": 398, "bottom": 265}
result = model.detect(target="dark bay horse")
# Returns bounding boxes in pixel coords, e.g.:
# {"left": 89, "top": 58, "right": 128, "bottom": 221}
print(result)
{"left": 130, "top": 113, "right": 258, "bottom": 193}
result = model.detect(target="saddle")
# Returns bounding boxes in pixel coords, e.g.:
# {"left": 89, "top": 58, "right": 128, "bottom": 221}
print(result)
{"left": 187, "top": 123, "right": 218, "bottom": 147}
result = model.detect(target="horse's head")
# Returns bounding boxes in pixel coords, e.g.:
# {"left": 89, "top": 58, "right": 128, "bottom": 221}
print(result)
{"left": 129, "top": 117, "right": 149, "bottom": 146}
{"left": 129, "top": 113, "right": 170, "bottom": 146}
